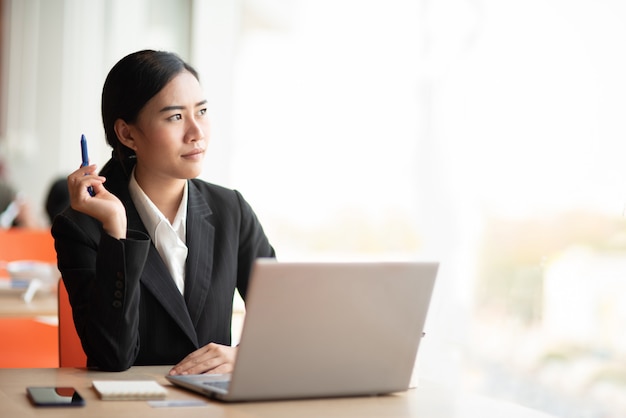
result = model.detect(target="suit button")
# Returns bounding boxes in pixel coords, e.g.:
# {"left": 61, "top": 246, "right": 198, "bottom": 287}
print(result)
{"left": 115, "top": 280, "right": 123, "bottom": 289}
{"left": 116, "top": 271, "right": 124, "bottom": 279}
{"left": 112, "top": 300, "right": 122, "bottom": 308}
{"left": 114, "top": 290, "right": 123, "bottom": 299}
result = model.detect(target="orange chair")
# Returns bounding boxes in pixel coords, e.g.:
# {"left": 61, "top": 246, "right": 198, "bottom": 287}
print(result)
{"left": 0, "top": 228, "right": 59, "bottom": 368}
{"left": 58, "top": 279, "right": 87, "bottom": 367}
{"left": 0, "top": 228, "right": 57, "bottom": 275}
{"left": 0, "top": 318, "right": 58, "bottom": 367}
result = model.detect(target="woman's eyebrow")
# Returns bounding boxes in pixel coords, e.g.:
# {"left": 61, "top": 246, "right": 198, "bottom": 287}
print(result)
{"left": 159, "top": 100, "right": 208, "bottom": 113}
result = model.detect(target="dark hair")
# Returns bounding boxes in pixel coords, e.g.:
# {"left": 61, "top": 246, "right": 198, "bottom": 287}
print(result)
{"left": 44, "top": 177, "right": 69, "bottom": 224}
{"left": 101, "top": 50, "right": 199, "bottom": 163}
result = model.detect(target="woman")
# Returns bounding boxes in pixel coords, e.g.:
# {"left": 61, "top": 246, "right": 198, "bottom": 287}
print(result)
{"left": 52, "top": 50, "right": 275, "bottom": 373}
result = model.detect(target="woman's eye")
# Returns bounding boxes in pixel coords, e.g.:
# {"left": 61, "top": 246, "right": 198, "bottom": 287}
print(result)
{"left": 198, "top": 108, "right": 207, "bottom": 116}
{"left": 168, "top": 114, "right": 182, "bottom": 121}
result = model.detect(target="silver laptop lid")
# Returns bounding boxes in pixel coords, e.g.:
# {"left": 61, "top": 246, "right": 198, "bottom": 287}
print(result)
{"left": 224, "top": 260, "right": 438, "bottom": 401}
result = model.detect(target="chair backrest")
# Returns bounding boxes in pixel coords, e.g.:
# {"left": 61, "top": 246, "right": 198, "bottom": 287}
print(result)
{"left": 0, "top": 228, "right": 57, "bottom": 275}
{"left": 58, "top": 279, "right": 87, "bottom": 367}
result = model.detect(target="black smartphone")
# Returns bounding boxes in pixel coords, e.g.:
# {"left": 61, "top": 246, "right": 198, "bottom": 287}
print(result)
{"left": 27, "top": 386, "right": 85, "bottom": 407}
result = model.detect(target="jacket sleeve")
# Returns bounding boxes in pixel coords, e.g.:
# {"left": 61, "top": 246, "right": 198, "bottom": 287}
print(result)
{"left": 234, "top": 190, "right": 276, "bottom": 301}
{"left": 52, "top": 211, "right": 150, "bottom": 371}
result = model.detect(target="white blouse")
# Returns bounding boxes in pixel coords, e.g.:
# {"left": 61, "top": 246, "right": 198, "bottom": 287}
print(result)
{"left": 128, "top": 170, "right": 188, "bottom": 295}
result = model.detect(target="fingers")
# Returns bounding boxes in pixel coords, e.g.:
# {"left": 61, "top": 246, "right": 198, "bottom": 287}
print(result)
{"left": 169, "top": 344, "right": 237, "bottom": 376}
{"left": 65, "top": 166, "right": 127, "bottom": 238}
{"left": 70, "top": 163, "right": 97, "bottom": 180}
{"left": 67, "top": 165, "right": 104, "bottom": 200}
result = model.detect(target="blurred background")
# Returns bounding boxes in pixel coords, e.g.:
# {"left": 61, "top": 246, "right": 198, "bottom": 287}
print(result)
{"left": 2, "top": 0, "right": 626, "bottom": 416}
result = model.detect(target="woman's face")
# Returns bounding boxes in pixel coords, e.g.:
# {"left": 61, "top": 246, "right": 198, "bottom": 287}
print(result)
{"left": 128, "top": 70, "right": 210, "bottom": 183}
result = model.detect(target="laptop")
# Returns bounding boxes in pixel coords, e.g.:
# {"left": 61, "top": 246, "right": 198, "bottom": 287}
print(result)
{"left": 166, "top": 259, "right": 438, "bottom": 402}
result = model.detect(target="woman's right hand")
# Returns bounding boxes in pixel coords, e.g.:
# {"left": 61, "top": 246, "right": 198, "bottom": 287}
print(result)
{"left": 67, "top": 164, "right": 127, "bottom": 239}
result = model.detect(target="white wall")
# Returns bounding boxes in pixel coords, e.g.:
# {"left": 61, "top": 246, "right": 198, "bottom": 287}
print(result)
{"left": 0, "top": 0, "right": 235, "bottom": 225}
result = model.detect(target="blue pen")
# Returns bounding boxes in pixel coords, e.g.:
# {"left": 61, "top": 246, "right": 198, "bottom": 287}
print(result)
{"left": 80, "top": 134, "right": 95, "bottom": 196}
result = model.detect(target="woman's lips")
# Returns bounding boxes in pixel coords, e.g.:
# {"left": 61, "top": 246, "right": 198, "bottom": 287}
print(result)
{"left": 182, "top": 149, "right": 204, "bottom": 158}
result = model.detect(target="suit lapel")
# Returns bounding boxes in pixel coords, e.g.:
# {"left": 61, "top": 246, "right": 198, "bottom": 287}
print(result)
{"left": 124, "top": 189, "right": 199, "bottom": 347}
{"left": 183, "top": 181, "right": 215, "bottom": 328}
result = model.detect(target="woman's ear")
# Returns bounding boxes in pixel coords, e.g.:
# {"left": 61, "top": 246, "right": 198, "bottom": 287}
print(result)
{"left": 114, "top": 119, "right": 137, "bottom": 151}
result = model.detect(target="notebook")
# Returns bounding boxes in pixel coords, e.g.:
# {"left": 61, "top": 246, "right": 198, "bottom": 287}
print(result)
{"left": 166, "top": 259, "right": 438, "bottom": 402}
{"left": 92, "top": 380, "right": 167, "bottom": 401}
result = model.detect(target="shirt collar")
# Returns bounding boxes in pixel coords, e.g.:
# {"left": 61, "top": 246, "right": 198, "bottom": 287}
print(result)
{"left": 128, "top": 168, "right": 188, "bottom": 244}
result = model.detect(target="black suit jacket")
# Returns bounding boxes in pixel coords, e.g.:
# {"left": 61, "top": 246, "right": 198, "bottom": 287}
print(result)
{"left": 52, "top": 158, "right": 275, "bottom": 371}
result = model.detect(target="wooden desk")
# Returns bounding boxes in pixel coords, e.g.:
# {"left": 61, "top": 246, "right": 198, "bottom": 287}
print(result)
{"left": 0, "top": 366, "right": 557, "bottom": 418}
{"left": 0, "top": 288, "right": 57, "bottom": 317}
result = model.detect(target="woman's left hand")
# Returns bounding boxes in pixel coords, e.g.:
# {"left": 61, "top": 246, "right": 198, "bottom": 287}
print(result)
{"left": 168, "top": 343, "right": 237, "bottom": 375}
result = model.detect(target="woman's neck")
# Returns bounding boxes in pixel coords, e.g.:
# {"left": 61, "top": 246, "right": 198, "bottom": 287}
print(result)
{"left": 134, "top": 169, "right": 185, "bottom": 223}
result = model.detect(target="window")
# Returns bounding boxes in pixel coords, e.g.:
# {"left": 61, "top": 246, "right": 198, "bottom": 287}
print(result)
{"left": 229, "top": 1, "right": 626, "bottom": 416}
